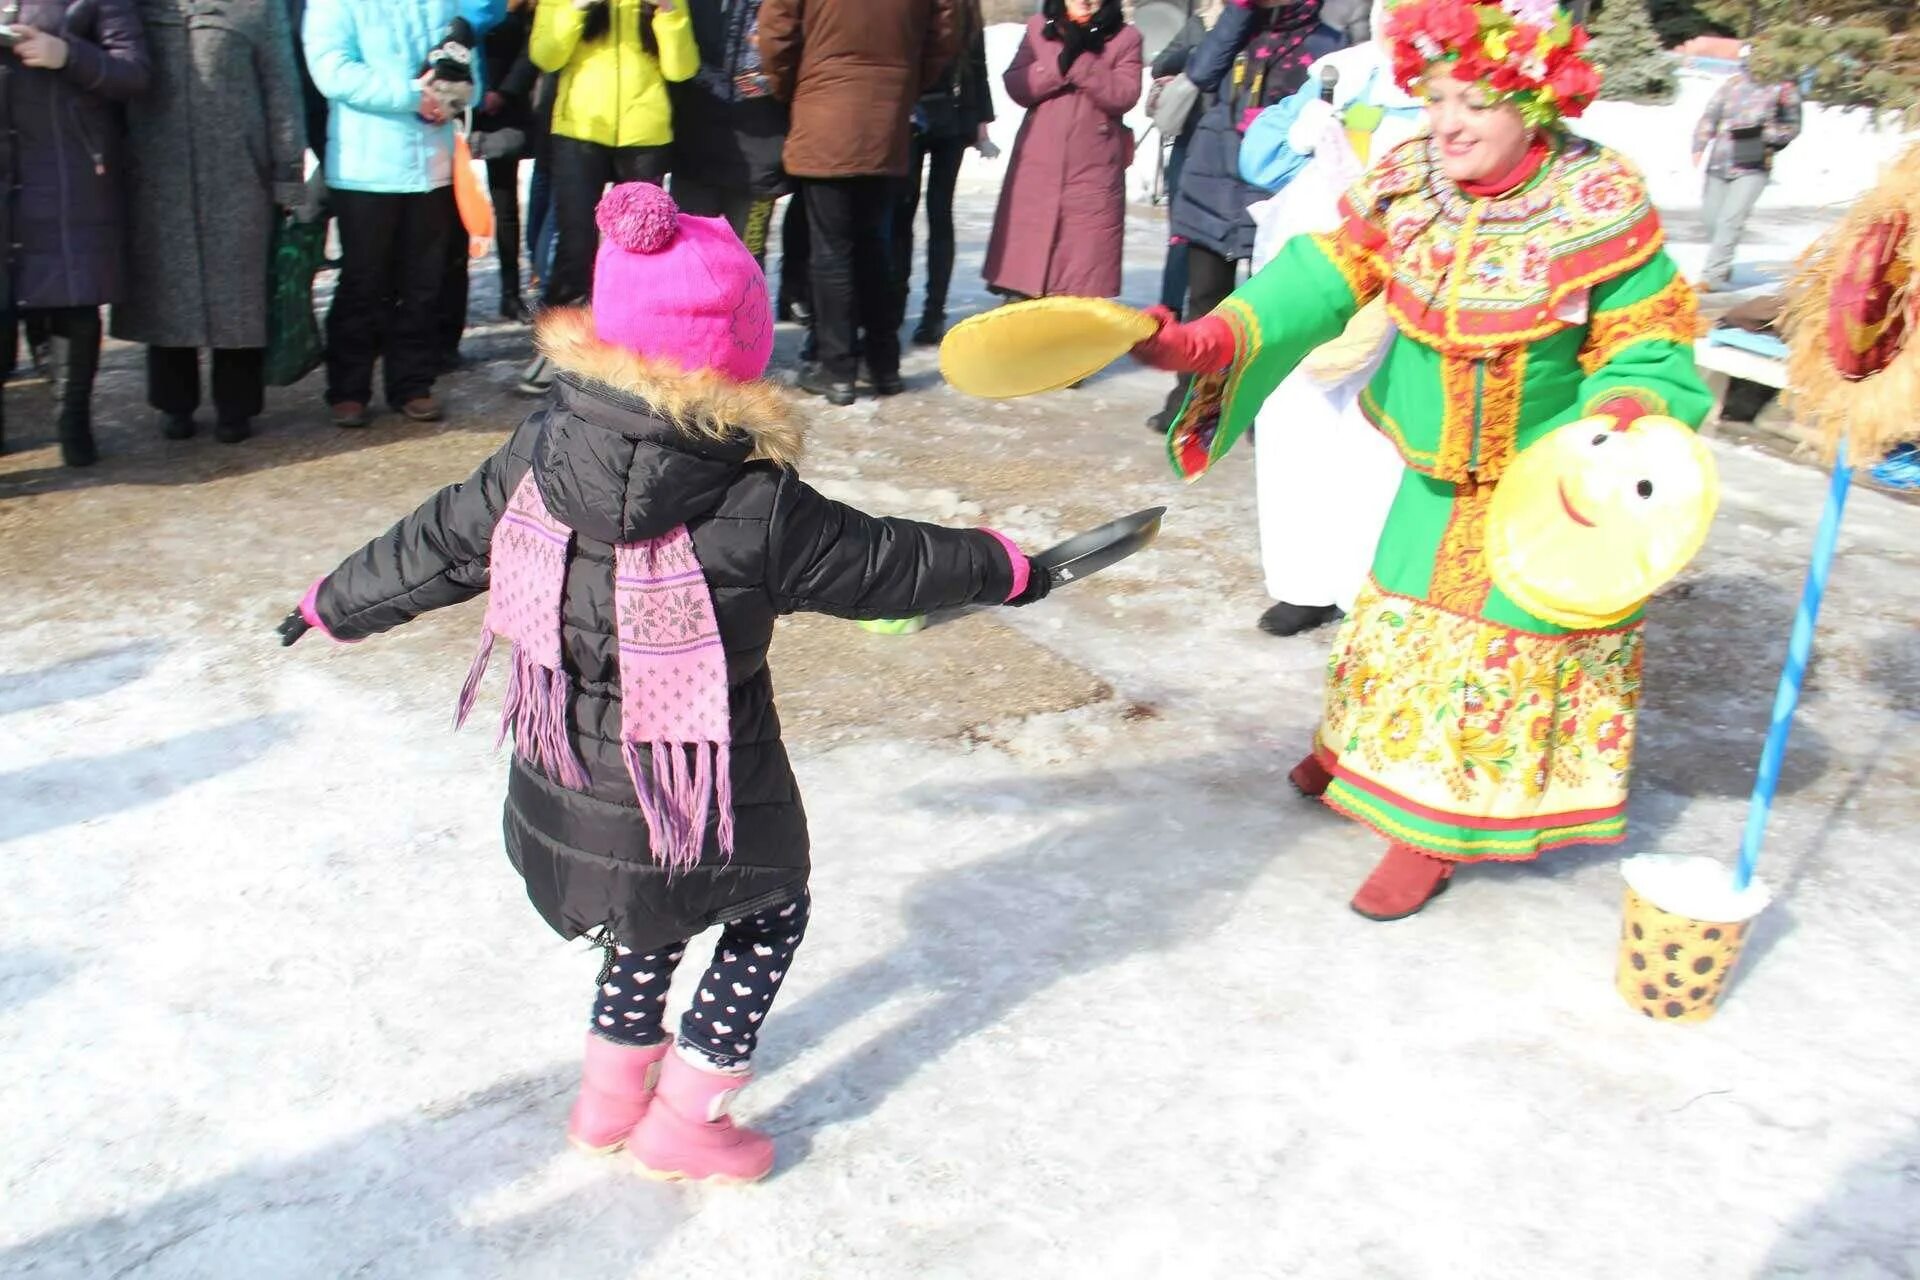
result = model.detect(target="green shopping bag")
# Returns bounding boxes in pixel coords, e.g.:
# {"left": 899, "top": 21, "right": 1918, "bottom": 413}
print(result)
{"left": 264, "top": 213, "right": 327, "bottom": 388}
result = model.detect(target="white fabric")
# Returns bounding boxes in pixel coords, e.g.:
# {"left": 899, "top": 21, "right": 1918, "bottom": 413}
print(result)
{"left": 1554, "top": 288, "right": 1591, "bottom": 325}
{"left": 1248, "top": 42, "right": 1417, "bottom": 610}
{"left": 1254, "top": 339, "right": 1404, "bottom": 609}
{"left": 1287, "top": 98, "right": 1337, "bottom": 154}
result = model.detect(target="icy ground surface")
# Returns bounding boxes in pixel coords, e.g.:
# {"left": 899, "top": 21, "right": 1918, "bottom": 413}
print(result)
{"left": 4, "top": 58, "right": 1919, "bottom": 1280}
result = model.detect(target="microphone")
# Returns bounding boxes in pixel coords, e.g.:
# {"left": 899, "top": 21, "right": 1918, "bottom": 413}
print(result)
{"left": 1321, "top": 65, "right": 1340, "bottom": 104}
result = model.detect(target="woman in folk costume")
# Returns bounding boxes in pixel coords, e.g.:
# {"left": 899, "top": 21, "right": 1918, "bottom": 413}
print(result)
{"left": 1132, "top": 0, "right": 1711, "bottom": 919}
{"left": 280, "top": 184, "right": 1051, "bottom": 1182}
{"left": 1236, "top": 0, "right": 1420, "bottom": 636}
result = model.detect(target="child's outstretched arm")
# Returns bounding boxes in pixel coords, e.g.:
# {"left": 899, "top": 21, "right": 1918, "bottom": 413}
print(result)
{"left": 765, "top": 473, "right": 1044, "bottom": 618}
{"left": 288, "top": 421, "right": 539, "bottom": 643}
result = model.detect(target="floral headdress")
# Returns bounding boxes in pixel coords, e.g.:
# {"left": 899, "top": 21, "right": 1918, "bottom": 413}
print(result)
{"left": 1385, "top": 0, "right": 1601, "bottom": 125}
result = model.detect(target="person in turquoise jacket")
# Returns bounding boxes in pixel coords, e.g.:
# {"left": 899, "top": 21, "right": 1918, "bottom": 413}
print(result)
{"left": 303, "top": 0, "right": 505, "bottom": 429}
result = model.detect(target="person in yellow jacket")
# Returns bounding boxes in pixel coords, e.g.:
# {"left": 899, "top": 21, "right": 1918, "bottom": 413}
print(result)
{"left": 526, "top": 0, "right": 698, "bottom": 389}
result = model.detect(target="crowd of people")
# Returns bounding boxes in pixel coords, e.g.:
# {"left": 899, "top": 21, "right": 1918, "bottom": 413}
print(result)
{"left": 0, "top": 0, "right": 1016, "bottom": 461}
{"left": 0, "top": 0, "right": 1816, "bottom": 483}
{"left": 0, "top": 0, "right": 1398, "bottom": 468}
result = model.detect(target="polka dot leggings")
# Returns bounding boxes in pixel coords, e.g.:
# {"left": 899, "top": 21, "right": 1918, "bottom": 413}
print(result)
{"left": 591, "top": 891, "right": 810, "bottom": 1071}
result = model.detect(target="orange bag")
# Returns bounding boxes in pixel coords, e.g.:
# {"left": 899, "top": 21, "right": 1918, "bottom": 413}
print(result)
{"left": 452, "top": 130, "right": 493, "bottom": 259}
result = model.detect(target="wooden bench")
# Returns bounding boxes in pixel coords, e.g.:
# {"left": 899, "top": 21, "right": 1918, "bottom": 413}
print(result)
{"left": 1692, "top": 335, "right": 1810, "bottom": 449}
{"left": 1694, "top": 337, "right": 1789, "bottom": 392}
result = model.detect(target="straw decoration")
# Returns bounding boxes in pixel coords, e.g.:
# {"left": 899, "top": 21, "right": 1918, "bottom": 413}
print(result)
{"left": 1783, "top": 142, "right": 1920, "bottom": 463}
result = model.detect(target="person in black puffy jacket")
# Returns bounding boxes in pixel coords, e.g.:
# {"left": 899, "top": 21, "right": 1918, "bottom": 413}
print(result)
{"left": 281, "top": 183, "right": 1046, "bottom": 1184}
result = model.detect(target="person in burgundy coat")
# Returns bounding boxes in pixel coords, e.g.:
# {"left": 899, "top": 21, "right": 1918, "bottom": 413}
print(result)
{"left": 982, "top": 0, "right": 1141, "bottom": 302}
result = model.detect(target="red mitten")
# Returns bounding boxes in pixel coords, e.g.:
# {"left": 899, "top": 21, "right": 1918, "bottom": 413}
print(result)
{"left": 1130, "top": 305, "right": 1236, "bottom": 374}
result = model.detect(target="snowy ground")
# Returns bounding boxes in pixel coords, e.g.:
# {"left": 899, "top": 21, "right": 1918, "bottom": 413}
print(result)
{"left": 4, "top": 50, "right": 1920, "bottom": 1280}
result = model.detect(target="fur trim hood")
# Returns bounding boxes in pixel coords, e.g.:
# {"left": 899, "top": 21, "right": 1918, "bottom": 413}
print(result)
{"left": 537, "top": 308, "right": 805, "bottom": 470}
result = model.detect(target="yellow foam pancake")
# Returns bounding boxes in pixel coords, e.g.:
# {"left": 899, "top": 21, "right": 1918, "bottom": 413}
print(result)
{"left": 1488, "top": 415, "right": 1720, "bottom": 629}
{"left": 939, "top": 297, "right": 1160, "bottom": 398}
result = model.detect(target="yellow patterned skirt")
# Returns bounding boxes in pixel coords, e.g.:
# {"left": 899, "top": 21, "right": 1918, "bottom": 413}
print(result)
{"left": 1313, "top": 469, "right": 1642, "bottom": 861}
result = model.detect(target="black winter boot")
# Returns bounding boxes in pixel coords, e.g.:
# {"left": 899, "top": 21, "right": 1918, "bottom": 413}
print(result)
{"left": 58, "top": 409, "right": 98, "bottom": 468}
{"left": 797, "top": 362, "right": 855, "bottom": 406}
{"left": 912, "top": 313, "right": 945, "bottom": 347}
{"left": 1147, "top": 376, "right": 1190, "bottom": 433}
{"left": 494, "top": 188, "right": 525, "bottom": 321}
{"left": 1257, "top": 601, "right": 1344, "bottom": 637}
{"left": 51, "top": 318, "right": 101, "bottom": 468}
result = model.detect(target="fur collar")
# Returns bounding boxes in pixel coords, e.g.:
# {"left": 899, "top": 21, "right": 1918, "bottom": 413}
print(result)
{"left": 536, "top": 308, "right": 804, "bottom": 469}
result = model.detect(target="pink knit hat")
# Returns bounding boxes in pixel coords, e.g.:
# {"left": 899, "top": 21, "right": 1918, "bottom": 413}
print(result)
{"left": 591, "top": 183, "right": 773, "bottom": 383}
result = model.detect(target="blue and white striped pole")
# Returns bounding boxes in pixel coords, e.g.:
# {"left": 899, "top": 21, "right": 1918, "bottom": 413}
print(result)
{"left": 1734, "top": 443, "right": 1854, "bottom": 892}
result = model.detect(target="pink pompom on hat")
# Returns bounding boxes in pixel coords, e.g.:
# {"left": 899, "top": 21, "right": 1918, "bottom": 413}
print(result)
{"left": 590, "top": 183, "right": 773, "bottom": 384}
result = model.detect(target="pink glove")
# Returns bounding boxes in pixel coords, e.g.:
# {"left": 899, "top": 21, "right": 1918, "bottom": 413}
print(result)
{"left": 278, "top": 579, "right": 355, "bottom": 646}
{"left": 1130, "top": 305, "right": 1236, "bottom": 375}
{"left": 980, "top": 530, "right": 1049, "bottom": 606}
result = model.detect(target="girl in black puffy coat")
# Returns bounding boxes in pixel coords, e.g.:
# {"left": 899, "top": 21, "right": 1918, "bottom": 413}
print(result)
{"left": 282, "top": 183, "right": 1048, "bottom": 1183}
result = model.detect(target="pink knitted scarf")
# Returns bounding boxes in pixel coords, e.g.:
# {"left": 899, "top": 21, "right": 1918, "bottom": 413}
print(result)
{"left": 456, "top": 471, "right": 733, "bottom": 871}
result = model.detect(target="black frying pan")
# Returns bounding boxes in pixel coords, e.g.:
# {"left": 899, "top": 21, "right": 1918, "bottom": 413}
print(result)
{"left": 1032, "top": 506, "right": 1167, "bottom": 589}
{"left": 933, "top": 505, "right": 1168, "bottom": 624}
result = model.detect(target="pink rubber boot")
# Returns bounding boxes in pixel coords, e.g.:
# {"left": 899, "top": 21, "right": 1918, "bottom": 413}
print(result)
{"left": 624, "top": 1047, "right": 776, "bottom": 1184}
{"left": 566, "top": 1034, "right": 671, "bottom": 1154}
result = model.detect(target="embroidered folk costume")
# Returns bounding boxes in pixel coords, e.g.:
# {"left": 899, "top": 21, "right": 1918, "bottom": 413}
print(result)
{"left": 1158, "top": 0, "right": 1712, "bottom": 915}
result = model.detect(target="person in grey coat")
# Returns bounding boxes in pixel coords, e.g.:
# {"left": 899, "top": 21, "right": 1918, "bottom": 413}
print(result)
{"left": 111, "top": 0, "right": 308, "bottom": 445}
{"left": 0, "top": 0, "right": 151, "bottom": 467}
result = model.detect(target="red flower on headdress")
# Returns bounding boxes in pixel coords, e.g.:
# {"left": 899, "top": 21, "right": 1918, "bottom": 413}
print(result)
{"left": 1389, "top": 0, "right": 1482, "bottom": 66}
{"left": 1392, "top": 40, "right": 1429, "bottom": 89}
{"left": 1451, "top": 48, "right": 1496, "bottom": 84}
{"left": 1547, "top": 49, "right": 1601, "bottom": 113}
{"left": 1487, "top": 59, "right": 1531, "bottom": 93}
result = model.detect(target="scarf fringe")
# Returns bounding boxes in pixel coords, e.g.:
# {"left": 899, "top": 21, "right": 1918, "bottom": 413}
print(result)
{"left": 623, "top": 739, "right": 735, "bottom": 875}
{"left": 454, "top": 631, "right": 496, "bottom": 729}
{"left": 488, "top": 644, "right": 590, "bottom": 792}
{"left": 457, "top": 629, "right": 736, "bottom": 868}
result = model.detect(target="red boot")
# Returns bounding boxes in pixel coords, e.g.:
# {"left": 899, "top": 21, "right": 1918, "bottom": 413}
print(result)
{"left": 1289, "top": 751, "right": 1334, "bottom": 799}
{"left": 1350, "top": 843, "right": 1455, "bottom": 921}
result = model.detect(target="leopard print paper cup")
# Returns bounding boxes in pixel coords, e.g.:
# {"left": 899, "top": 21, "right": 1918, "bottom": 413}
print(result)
{"left": 1617, "top": 854, "right": 1772, "bottom": 1024}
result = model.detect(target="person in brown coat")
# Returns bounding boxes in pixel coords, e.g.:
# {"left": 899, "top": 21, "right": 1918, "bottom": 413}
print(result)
{"left": 984, "top": 0, "right": 1141, "bottom": 302}
{"left": 760, "top": 0, "right": 958, "bottom": 405}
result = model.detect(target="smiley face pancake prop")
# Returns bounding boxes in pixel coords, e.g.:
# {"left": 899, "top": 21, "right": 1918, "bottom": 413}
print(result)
{"left": 1784, "top": 141, "right": 1920, "bottom": 460}
{"left": 1487, "top": 414, "right": 1720, "bottom": 629}
{"left": 939, "top": 297, "right": 1161, "bottom": 398}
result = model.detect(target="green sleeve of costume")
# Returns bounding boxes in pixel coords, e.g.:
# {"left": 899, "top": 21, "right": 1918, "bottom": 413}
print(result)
{"left": 1167, "top": 232, "right": 1367, "bottom": 479}
{"left": 1545, "top": 252, "right": 1714, "bottom": 433}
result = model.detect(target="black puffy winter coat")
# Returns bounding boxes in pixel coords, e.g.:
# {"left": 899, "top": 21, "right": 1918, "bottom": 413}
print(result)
{"left": 0, "top": 0, "right": 151, "bottom": 309}
{"left": 309, "top": 311, "right": 1019, "bottom": 951}
{"left": 1167, "top": 0, "right": 1340, "bottom": 263}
